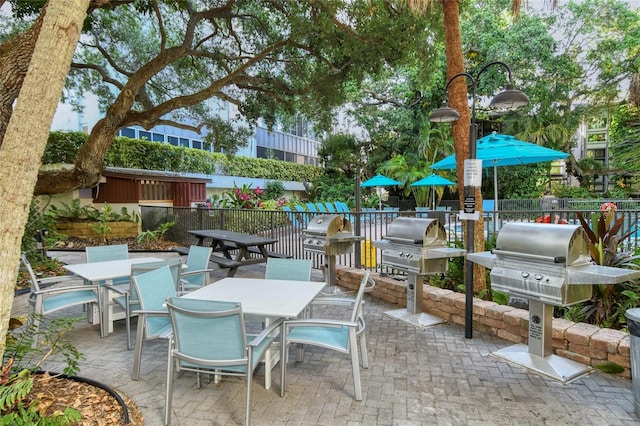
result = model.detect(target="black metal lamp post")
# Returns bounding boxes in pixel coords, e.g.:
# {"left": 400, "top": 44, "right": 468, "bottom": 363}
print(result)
{"left": 429, "top": 61, "right": 529, "bottom": 339}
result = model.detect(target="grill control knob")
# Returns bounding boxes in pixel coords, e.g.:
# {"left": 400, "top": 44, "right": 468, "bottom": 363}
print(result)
{"left": 534, "top": 274, "right": 543, "bottom": 280}
{"left": 521, "top": 272, "right": 529, "bottom": 278}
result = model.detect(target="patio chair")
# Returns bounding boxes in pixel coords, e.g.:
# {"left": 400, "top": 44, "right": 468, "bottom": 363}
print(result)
{"left": 264, "top": 258, "right": 312, "bottom": 281}
{"left": 324, "top": 202, "right": 337, "bottom": 213}
{"left": 280, "top": 272, "right": 376, "bottom": 401}
{"left": 164, "top": 297, "right": 283, "bottom": 426}
{"left": 85, "top": 244, "right": 130, "bottom": 285}
{"left": 282, "top": 206, "right": 304, "bottom": 228}
{"left": 108, "top": 258, "right": 183, "bottom": 350}
{"left": 21, "top": 254, "right": 102, "bottom": 347}
{"left": 179, "top": 245, "right": 213, "bottom": 293}
{"left": 294, "top": 205, "right": 309, "bottom": 226}
{"left": 131, "top": 265, "right": 176, "bottom": 380}
{"left": 306, "top": 202, "right": 318, "bottom": 212}
{"left": 315, "top": 203, "right": 327, "bottom": 212}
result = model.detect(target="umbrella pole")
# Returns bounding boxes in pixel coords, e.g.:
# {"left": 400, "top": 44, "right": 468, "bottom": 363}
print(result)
{"left": 493, "top": 163, "right": 499, "bottom": 229}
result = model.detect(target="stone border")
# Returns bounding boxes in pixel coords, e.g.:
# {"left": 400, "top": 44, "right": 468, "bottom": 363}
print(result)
{"left": 335, "top": 266, "right": 631, "bottom": 378}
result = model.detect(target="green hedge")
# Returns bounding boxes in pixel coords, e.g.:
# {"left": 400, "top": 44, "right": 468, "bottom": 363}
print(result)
{"left": 43, "top": 131, "right": 324, "bottom": 182}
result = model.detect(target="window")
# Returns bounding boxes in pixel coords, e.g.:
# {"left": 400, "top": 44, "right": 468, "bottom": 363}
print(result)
{"left": 152, "top": 133, "right": 165, "bottom": 142}
{"left": 120, "top": 127, "right": 136, "bottom": 138}
{"left": 192, "top": 140, "right": 202, "bottom": 150}
{"left": 139, "top": 131, "right": 151, "bottom": 140}
{"left": 180, "top": 138, "right": 190, "bottom": 148}
{"left": 168, "top": 136, "right": 179, "bottom": 146}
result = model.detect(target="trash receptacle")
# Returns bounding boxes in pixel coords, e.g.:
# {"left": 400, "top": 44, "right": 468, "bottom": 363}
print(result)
{"left": 626, "top": 308, "right": 640, "bottom": 417}
{"left": 361, "top": 240, "right": 376, "bottom": 268}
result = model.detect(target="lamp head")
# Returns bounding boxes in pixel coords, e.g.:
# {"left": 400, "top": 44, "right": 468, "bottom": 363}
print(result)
{"left": 490, "top": 84, "right": 529, "bottom": 109}
{"left": 429, "top": 101, "right": 461, "bottom": 123}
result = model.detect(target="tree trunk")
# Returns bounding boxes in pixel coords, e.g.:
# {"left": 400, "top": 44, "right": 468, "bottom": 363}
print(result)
{"left": 0, "top": 0, "right": 89, "bottom": 360}
{"left": 441, "top": 0, "right": 486, "bottom": 292}
{"left": 0, "top": 10, "right": 44, "bottom": 146}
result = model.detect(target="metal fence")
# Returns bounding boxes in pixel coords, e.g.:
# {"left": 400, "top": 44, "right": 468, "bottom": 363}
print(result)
{"left": 141, "top": 204, "right": 640, "bottom": 275}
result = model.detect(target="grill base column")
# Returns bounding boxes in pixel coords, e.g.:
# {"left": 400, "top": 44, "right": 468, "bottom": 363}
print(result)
{"left": 384, "top": 272, "right": 446, "bottom": 328}
{"left": 491, "top": 299, "right": 592, "bottom": 383}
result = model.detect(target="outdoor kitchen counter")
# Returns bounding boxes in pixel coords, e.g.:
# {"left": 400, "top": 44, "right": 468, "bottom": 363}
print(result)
{"left": 188, "top": 229, "right": 279, "bottom": 277}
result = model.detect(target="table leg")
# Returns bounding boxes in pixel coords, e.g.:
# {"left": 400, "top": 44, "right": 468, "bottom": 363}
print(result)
{"left": 262, "top": 316, "right": 283, "bottom": 390}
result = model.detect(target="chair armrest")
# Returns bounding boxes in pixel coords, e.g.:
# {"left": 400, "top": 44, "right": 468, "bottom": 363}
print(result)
{"left": 311, "top": 296, "right": 356, "bottom": 307}
{"left": 131, "top": 309, "right": 168, "bottom": 316}
{"left": 104, "top": 284, "right": 129, "bottom": 295}
{"left": 283, "top": 318, "right": 357, "bottom": 329}
{"left": 33, "top": 284, "right": 100, "bottom": 296}
{"left": 248, "top": 317, "right": 284, "bottom": 348}
{"left": 180, "top": 268, "right": 213, "bottom": 278}
{"left": 37, "top": 274, "right": 79, "bottom": 285}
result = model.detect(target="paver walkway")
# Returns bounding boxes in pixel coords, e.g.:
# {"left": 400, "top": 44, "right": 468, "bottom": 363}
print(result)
{"left": 11, "top": 251, "right": 640, "bottom": 425}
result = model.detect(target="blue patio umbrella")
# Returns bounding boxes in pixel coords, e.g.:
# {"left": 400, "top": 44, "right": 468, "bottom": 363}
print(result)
{"left": 361, "top": 174, "right": 402, "bottom": 210}
{"left": 410, "top": 174, "right": 456, "bottom": 210}
{"left": 431, "top": 132, "right": 569, "bottom": 210}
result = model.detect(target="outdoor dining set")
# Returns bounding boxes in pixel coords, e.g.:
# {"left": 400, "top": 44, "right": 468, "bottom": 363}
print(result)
{"left": 20, "top": 234, "right": 376, "bottom": 425}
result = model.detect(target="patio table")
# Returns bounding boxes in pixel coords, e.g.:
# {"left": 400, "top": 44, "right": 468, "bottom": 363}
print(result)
{"left": 183, "top": 277, "right": 325, "bottom": 389}
{"left": 64, "top": 257, "right": 162, "bottom": 338}
{"left": 188, "top": 229, "right": 278, "bottom": 277}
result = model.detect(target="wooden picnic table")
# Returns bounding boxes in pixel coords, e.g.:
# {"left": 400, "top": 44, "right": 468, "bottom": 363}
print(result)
{"left": 187, "top": 229, "right": 280, "bottom": 277}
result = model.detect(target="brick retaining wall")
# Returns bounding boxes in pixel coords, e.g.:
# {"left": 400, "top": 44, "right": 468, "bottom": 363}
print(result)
{"left": 335, "top": 266, "right": 632, "bottom": 379}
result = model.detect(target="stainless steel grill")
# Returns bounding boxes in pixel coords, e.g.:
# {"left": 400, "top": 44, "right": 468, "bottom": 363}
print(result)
{"left": 301, "top": 214, "right": 363, "bottom": 287}
{"left": 468, "top": 222, "right": 640, "bottom": 382}
{"left": 301, "top": 214, "right": 361, "bottom": 256}
{"left": 374, "top": 217, "right": 465, "bottom": 319}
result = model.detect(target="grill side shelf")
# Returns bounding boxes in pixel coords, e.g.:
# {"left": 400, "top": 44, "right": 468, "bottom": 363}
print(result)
{"left": 492, "top": 249, "right": 566, "bottom": 264}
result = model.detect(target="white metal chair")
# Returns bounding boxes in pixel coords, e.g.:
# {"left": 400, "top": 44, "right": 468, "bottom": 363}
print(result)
{"left": 179, "top": 245, "right": 213, "bottom": 292}
{"left": 280, "top": 272, "right": 376, "bottom": 401}
{"left": 108, "top": 258, "right": 183, "bottom": 350}
{"left": 21, "top": 254, "right": 102, "bottom": 346}
{"left": 130, "top": 266, "right": 176, "bottom": 380}
{"left": 164, "top": 297, "right": 282, "bottom": 425}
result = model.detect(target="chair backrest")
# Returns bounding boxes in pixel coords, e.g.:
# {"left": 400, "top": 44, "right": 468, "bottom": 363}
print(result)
{"left": 20, "top": 254, "right": 41, "bottom": 293}
{"left": 324, "top": 202, "right": 336, "bottom": 212}
{"left": 86, "top": 244, "right": 129, "bottom": 263}
{"left": 351, "top": 272, "right": 376, "bottom": 324}
{"left": 294, "top": 205, "right": 306, "bottom": 212}
{"left": 183, "top": 245, "right": 213, "bottom": 288}
{"left": 306, "top": 203, "right": 317, "bottom": 212}
{"left": 265, "top": 258, "right": 312, "bottom": 281}
{"left": 132, "top": 266, "right": 177, "bottom": 336}
{"left": 334, "top": 201, "right": 348, "bottom": 213}
{"left": 166, "top": 297, "right": 247, "bottom": 369}
{"left": 315, "top": 203, "right": 327, "bottom": 212}
{"left": 131, "top": 258, "right": 183, "bottom": 291}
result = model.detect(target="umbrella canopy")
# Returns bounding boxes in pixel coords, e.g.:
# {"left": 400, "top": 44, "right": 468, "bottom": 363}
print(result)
{"left": 410, "top": 174, "right": 456, "bottom": 210}
{"left": 431, "top": 132, "right": 569, "bottom": 210}
{"left": 360, "top": 174, "right": 402, "bottom": 210}
{"left": 361, "top": 174, "right": 402, "bottom": 187}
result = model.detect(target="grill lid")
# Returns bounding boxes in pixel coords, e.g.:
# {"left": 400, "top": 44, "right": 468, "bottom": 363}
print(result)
{"left": 493, "top": 222, "right": 590, "bottom": 266}
{"left": 304, "top": 214, "right": 352, "bottom": 236}
{"left": 385, "top": 217, "right": 446, "bottom": 246}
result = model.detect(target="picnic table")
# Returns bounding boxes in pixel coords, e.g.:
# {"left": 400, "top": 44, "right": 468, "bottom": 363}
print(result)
{"left": 187, "top": 229, "right": 285, "bottom": 276}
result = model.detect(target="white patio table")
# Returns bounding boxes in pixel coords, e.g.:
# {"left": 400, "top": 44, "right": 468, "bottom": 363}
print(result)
{"left": 64, "top": 257, "right": 162, "bottom": 338}
{"left": 183, "top": 277, "right": 325, "bottom": 390}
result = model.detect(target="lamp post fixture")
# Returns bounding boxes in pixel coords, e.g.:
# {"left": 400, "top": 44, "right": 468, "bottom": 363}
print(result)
{"left": 429, "top": 61, "right": 529, "bottom": 339}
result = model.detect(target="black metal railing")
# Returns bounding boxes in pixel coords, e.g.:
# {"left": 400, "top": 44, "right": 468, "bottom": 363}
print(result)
{"left": 140, "top": 205, "right": 640, "bottom": 274}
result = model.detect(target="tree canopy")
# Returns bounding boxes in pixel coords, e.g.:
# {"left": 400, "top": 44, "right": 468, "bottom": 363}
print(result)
{"left": 0, "top": 0, "right": 437, "bottom": 195}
